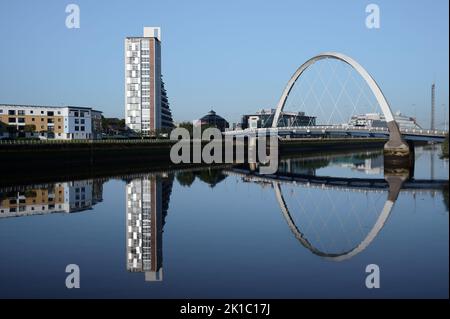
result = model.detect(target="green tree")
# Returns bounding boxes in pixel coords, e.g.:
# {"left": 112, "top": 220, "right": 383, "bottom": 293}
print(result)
{"left": 24, "top": 124, "right": 36, "bottom": 133}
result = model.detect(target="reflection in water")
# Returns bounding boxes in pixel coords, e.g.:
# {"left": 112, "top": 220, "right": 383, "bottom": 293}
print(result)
{"left": 125, "top": 174, "right": 173, "bottom": 282}
{"left": 176, "top": 169, "right": 228, "bottom": 188}
{"left": 227, "top": 149, "right": 447, "bottom": 261}
{"left": 0, "top": 179, "right": 105, "bottom": 218}
{"left": 0, "top": 147, "right": 447, "bottom": 292}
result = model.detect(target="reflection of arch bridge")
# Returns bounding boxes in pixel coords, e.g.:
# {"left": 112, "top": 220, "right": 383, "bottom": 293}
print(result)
{"left": 225, "top": 168, "right": 447, "bottom": 194}
{"left": 225, "top": 168, "right": 447, "bottom": 261}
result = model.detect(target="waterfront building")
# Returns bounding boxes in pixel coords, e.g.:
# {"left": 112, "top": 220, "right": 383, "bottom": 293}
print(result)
{"left": 348, "top": 112, "right": 422, "bottom": 130}
{"left": 0, "top": 179, "right": 104, "bottom": 218}
{"left": 0, "top": 104, "right": 103, "bottom": 140}
{"left": 125, "top": 27, "right": 174, "bottom": 136}
{"left": 197, "top": 110, "right": 229, "bottom": 132}
{"left": 126, "top": 174, "right": 173, "bottom": 282}
{"left": 241, "top": 108, "right": 316, "bottom": 129}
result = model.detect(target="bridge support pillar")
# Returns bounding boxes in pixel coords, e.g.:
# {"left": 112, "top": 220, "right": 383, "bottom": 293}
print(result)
{"left": 384, "top": 121, "right": 411, "bottom": 167}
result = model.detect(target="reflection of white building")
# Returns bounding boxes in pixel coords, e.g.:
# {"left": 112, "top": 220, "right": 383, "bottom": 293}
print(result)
{"left": 126, "top": 174, "right": 172, "bottom": 282}
{"left": 0, "top": 180, "right": 103, "bottom": 218}
{"left": 335, "top": 156, "right": 384, "bottom": 175}
{"left": 348, "top": 112, "right": 422, "bottom": 130}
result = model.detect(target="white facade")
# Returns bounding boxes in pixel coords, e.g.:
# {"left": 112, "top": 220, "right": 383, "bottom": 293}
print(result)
{"left": 125, "top": 27, "right": 162, "bottom": 135}
{"left": 62, "top": 107, "right": 93, "bottom": 140}
{"left": 0, "top": 104, "right": 101, "bottom": 140}
{"left": 348, "top": 112, "right": 422, "bottom": 130}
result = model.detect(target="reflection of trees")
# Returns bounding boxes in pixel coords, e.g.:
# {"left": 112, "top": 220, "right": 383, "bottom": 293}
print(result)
{"left": 443, "top": 184, "right": 449, "bottom": 213}
{"left": 196, "top": 169, "right": 227, "bottom": 188}
{"left": 176, "top": 171, "right": 196, "bottom": 187}
{"left": 175, "top": 169, "right": 228, "bottom": 188}
{"left": 294, "top": 159, "right": 330, "bottom": 170}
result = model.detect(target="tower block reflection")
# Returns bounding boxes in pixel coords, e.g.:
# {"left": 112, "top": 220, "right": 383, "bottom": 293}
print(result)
{"left": 126, "top": 174, "right": 173, "bottom": 282}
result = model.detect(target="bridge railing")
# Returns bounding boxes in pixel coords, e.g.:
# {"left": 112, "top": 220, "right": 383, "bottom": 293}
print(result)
{"left": 226, "top": 125, "right": 447, "bottom": 136}
{"left": 0, "top": 138, "right": 175, "bottom": 145}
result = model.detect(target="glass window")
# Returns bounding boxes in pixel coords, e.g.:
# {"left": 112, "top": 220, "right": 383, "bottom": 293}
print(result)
{"left": 80, "top": 119, "right": 85, "bottom": 124}
{"left": 8, "top": 110, "right": 15, "bottom": 115}
{"left": 18, "top": 118, "right": 25, "bottom": 123}
{"left": 18, "top": 110, "right": 25, "bottom": 115}
{"left": 8, "top": 117, "right": 15, "bottom": 123}
{"left": 75, "top": 126, "right": 79, "bottom": 131}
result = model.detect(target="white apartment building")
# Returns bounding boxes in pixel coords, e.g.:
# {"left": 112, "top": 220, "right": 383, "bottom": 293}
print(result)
{"left": 125, "top": 27, "right": 173, "bottom": 135}
{"left": 0, "top": 104, "right": 102, "bottom": 140}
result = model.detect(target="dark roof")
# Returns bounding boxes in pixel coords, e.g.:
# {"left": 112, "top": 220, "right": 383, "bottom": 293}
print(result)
{"left": 199, "top": 110, "right": 228, "bottom": 123}
{"left": 0, "top": 103, "right": 102, "bottom": 113}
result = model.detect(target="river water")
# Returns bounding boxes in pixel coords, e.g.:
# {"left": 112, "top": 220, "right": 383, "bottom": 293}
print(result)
{"left": 0, "top": 145, "right": 448, "bottom": 298}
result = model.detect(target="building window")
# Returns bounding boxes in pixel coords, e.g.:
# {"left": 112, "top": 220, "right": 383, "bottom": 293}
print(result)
{"left": 8, "top": 110, "right": 15, "bottom": 115}
{"left": 75, "top": 119, "right": 79, "bottom": 124}
{"left": 80, "top": 119, "right": 85, "bottom": 124}
{"left": 8, "top": 118, "right": 15, "bottom": 123}
{"left": 74, "top": 111, "right": 79, "bottom": 117}
{"left": 18, "top": 110, "right": 25, "bottom": 115}
{"left": 57, "top": 111, "right": 61, "bottom": 115}
{"left": 58, "top": 118, "right": 61, "bottom": 122}
{"left": 30, "top": 110, "right": 34, "bottom": 114}
{"left": 0, "top": 109, "right": 3, "bottom": 113}
{"left": 75, "top": 126, "right": 79, "bottom": 131}
{"left": 58, "top": 126, "right": 61, "bottom": 129}
{"left": 47, "top": 118, "right": 54, "bottom": 123}
{"left": 41, "top": 111, "right": 44, "bottom": 114}
{"left": 32, "top": 118, "right": 35, "bottom": 121}
{"left": 18, "top": 118, "right": 25, "bottom": 123}
{"left": 80, "top": 126, "right": 85, "bottom": 131}
{"left": 47, "top": 111, "right": 54, "bottom": 116}
{"left": 41, "top": 118, "right": 44, "bottom": 122}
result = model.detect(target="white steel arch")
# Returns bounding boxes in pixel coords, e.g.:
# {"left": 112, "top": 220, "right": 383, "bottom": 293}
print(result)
{"left": 271, "top": 52, "right": 405, "bottom": 148}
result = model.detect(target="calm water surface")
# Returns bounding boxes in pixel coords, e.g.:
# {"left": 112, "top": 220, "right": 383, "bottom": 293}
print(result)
{"left": 0, "top": 146, "right": 448, "bottom": 298}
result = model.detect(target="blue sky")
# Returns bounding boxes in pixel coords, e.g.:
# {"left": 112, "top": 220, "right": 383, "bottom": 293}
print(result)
{"left": 0, "top": 0, "right": 448, "bottom": 127}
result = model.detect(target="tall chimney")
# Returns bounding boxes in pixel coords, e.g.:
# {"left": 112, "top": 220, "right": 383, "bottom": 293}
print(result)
{"left": 431, "top": 83, "right": 435, "bottom": 130}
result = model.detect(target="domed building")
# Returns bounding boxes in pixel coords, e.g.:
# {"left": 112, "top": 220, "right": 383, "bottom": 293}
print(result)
{"left": 198, "top": 110, "right": 229, "bottom": 132}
